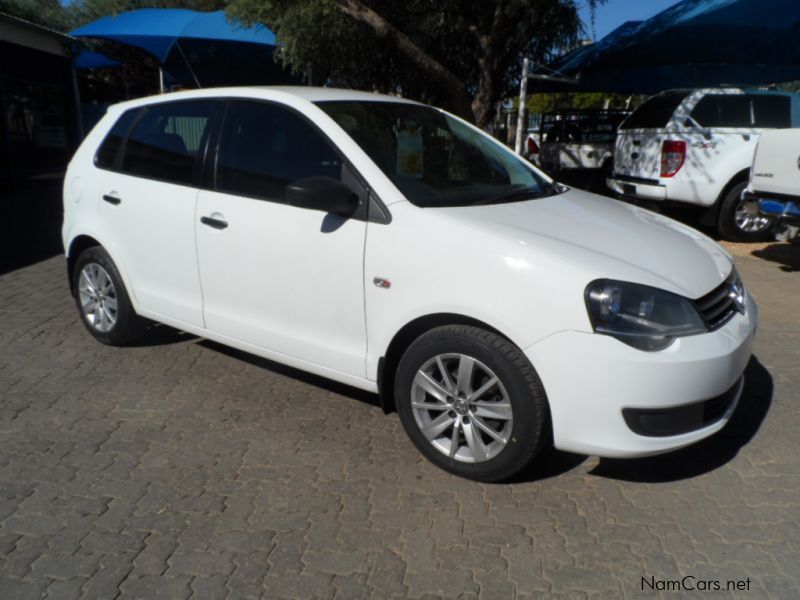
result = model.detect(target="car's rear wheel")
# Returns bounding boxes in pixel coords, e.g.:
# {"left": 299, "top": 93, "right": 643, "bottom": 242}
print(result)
{"left": 717, "top": 181, "right": 773, "bottom": 242}
{"left": 395, "top": 325, "right": 548, "bottom": 482}
{"left": 73, "top": 246, "right": 148, "bottom": 345}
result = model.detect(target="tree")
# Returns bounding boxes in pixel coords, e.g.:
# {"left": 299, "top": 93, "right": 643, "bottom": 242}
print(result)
{"left": 0, "top": 0, "right": 226, "bottom": 31}
{"left": 227, "top": 0, "right": 603, "bottom": 125}
{"left": 0, "top": 0, "right": 73, "bottom": 30}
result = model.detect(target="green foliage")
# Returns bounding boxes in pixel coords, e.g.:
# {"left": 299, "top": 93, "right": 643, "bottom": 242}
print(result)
{"left": 226, "top": 0, "right": 603, "bottom": 123}
{"left": 0, "top": 0, "right": 226, "bottom": 31}
{"left": 525, "top": 92, "right": 633, "bottom": 113}
{"left": 0, "top": 0, "right": 73, "bottom": 30}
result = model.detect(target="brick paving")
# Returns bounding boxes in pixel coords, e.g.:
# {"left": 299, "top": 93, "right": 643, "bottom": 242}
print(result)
{"left": 0, "top": 248, "right": 798, "bottom": 599}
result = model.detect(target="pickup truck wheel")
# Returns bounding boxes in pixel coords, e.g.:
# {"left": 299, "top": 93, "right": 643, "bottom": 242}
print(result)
{"left": 394, "top": 325, "right": 548, "bottom": 482}
{"left": 717, "top": 181, "right": 773, "bottom": 242}
{"left": 73, "top": 246, "right": 148, "bottom": 346}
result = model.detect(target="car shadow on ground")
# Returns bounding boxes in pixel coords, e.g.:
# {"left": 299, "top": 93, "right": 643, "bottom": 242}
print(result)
{"left": 752, "top": 239, "right": 800, "bottom": 272}
{"left": 128, "top": 324, "right": 198, "bottom": 347}
{"left": 508, "top": 444, "right": 588, "bottom": 484}
{"left": 588, "top": 356, "right": 772, "bottom": 483}
{"left": 198, "top": 339, "right": 383, "bottom": 409}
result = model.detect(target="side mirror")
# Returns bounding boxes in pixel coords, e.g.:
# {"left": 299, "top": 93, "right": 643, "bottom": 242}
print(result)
{"left": 286, "top": 176, "right": 359, "bottom": 217}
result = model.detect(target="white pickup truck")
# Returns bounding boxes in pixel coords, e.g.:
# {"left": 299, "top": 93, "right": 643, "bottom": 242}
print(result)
{"left": 745, "top": 129, "right": 800, "bottom": 238}
{"left": 607, "top": 88, "right": 800, "bottom": 242}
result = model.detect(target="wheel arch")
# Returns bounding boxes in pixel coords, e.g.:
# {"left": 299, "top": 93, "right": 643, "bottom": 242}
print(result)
{"left": 700, "top": 168, "right": 750, "bottom": 226}
{"left": 66, "top": 235, "right": 103, "bottom": 295}
{"left": 377, "top": 312, "right": 516, "bottom": 415}
{"left": 66, "top": 235, "right": 135, "bottom": 306}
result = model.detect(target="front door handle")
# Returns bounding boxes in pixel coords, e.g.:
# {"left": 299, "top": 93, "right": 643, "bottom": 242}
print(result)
{"left": 102, "top": 194, "right": 121, "bottom": 205}
{"left": 200, "top": 216, "right": 228, "bottom": 230}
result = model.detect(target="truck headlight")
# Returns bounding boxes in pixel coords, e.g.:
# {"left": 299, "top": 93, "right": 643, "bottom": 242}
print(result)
{"left": 584, "top": 280, "right": 707, "bottom": 351}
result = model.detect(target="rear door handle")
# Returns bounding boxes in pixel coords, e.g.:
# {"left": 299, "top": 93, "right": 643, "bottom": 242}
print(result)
{"left": 102, "top": 194, "right": 121, "bottom": 205}
{"left": 200, "top": 216, "right": 228, "bottom": 230}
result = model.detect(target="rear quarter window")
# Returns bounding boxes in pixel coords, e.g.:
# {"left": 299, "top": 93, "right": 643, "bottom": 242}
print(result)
{"left": 690, "top": 95, "right": 750, "bottom": 127}
{"left": 94, "top": 108, "right": 140, "bottom": 169}
{"left": 619, "top": 92, "right": 688, "bottom": 130}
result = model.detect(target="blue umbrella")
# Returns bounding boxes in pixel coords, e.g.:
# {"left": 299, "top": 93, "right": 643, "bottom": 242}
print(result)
{"left": 71, "top": 9, "right": 276, "bottom": 62}
{"left": 71, "top": 9, "right": 282, "bottom": 89}
{"left": 74, "top": 50, "right": 121, "bottom": 70}
{"left": 533, "top": 0, "right": 800, "bottom": 93}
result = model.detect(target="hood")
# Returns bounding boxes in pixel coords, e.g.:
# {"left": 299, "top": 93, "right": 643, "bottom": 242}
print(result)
{"left": 431, "top": 188, "right": 732, "bottom": 299}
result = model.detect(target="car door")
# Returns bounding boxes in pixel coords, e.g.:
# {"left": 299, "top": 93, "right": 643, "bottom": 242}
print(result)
{"left": 195, "top": 99, "right": 368, "bottom": 376}
{"left": 97, "top": 100, "right": 216, "bottom": 327}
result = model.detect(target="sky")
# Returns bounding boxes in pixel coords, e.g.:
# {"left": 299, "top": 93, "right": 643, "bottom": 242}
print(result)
{"left": 578, "top": 0, "right": 681, "bottom": 41}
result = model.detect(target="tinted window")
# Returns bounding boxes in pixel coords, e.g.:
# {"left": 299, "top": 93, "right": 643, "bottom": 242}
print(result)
{"left": 619, "top": 93, "right": 688, "bottom": 130}
{"left": 216, "top": 101, "right": 342, "bottom": 200}
{"left": 690, "top": 95, "right": 751, "bottom": 128}
{"left": 319, "top": 101, "right": 552, "bottom": 207}
{"left": 95, "top": 108, "right": 140, "bottom": 169}
{"left": 752, "top": 95, "right": 791, "bottom": 128}
{"left": 121, "top": 101, "right": 215, "bottom": 185}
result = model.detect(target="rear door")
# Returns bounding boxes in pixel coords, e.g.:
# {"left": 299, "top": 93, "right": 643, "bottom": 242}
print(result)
{"left": 97, "top": 99, "right": 216, "bottom": 327}
{"left": 614, "top": 92, "right": 689, "bottom": 182}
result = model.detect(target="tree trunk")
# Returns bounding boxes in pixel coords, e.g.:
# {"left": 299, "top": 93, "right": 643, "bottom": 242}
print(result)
{"left": 471, "top": 5, "right": 506, "bottom": 128}
{"left": 336, "top": 0, "right": 475, "bottom": 121}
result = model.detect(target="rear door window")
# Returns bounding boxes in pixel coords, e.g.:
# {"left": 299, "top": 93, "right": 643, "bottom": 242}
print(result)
{"left": 120, "top": 100, "right": 216, "bottom": 186}
{"left": 215, "top": 100, "right": 342, "bottom": 201}
{"left": 619, "top": 92, "right": 688, "bottom": 130}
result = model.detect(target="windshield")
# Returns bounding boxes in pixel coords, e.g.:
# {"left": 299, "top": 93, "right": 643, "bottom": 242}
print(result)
{"left": 317, "top": 101, "right": 554, "bottom": 207}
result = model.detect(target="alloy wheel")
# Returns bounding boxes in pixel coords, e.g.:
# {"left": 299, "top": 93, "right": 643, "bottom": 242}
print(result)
{"left": 78, "top": 263, "right": 118, "bottom": 333}
{"left": 410, "top": 353, "right": 513, "bottom": 463}
{"left": 734, "top": 196, "right": 771, "bottom": 233}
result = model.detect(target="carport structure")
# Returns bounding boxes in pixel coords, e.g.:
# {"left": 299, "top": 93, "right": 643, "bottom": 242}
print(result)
{"left": 71, "top": 9, "right": 297, "bottom": 92}
{"left": 516, "top": 0, "right": 800, "bottom": 151}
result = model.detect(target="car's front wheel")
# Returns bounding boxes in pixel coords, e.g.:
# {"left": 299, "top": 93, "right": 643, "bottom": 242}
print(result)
{"left": 395, "top": 325, "right": 548, "bottom": 482}
{"left": 73, "top": 246, "right": 148, "bottom": 345}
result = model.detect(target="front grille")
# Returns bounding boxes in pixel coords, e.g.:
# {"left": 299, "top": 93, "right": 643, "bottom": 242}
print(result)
{"left": 694, "top": 272, "right": 738, "bottom": 331}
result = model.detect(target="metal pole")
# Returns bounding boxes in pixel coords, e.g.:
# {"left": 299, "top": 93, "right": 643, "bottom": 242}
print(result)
{"left": 158, "top": 67, "right": 165, "bottom": 93}
{"left": 176, "top": 41, "right": 202, "bottom": 89}
{"left": 514, "top": 57, "right": 529, "bottom": 155}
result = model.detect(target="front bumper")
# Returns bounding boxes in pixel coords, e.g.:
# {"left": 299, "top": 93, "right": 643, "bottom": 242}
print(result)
{"left": 524, "top": 293, "right": 757, "bottom": 458}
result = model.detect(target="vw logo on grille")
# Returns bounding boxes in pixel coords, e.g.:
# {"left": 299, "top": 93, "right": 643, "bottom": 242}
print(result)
{"left": 729, "top": 281, "right": 746, "bottom": 314}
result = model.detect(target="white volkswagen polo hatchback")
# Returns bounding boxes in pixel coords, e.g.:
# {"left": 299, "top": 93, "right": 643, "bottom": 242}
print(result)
{"left": 63, "top": 87, "right": 757, "bottom": 481}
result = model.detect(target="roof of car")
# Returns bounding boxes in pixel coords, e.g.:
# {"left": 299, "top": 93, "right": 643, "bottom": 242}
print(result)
{"left": 111, "top": 86, "right": 422, "bottom": 111}
{"left": 656, "top": 87, "right": 796, "bottom": 97}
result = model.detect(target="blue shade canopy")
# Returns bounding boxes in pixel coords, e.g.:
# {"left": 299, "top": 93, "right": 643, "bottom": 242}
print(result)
{"left": 534, "top": 0, "right": 800, "bottom": 93}
{"left": 71, "top": 9, "right": 277, "bottom": 63}
{"left": 75, "top": 50, "right": 121, "bottom": 70}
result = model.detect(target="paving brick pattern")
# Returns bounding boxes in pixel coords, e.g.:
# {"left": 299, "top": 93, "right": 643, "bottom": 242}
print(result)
{"left": 0, "top": 254, "right": 798, "bottom": 599}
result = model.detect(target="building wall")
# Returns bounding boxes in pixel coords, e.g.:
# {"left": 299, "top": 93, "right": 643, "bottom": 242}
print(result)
{"left": 0, "top": 18, "right": 80, "bottom": 194}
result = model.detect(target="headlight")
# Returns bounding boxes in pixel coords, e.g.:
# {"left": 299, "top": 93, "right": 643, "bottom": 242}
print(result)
{"left": 584, "top": 279, "right": 707, "bottom": 351}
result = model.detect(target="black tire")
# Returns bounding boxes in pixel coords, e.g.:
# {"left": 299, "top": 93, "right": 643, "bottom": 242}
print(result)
{"left": 72, "top": 246, "right": 148, "bottom": 345}
{"left": 716, "top": 181, "right": 774, "bottom": 242}
{"left": 394, "top": 325, "right": 548, "bottom": 482}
